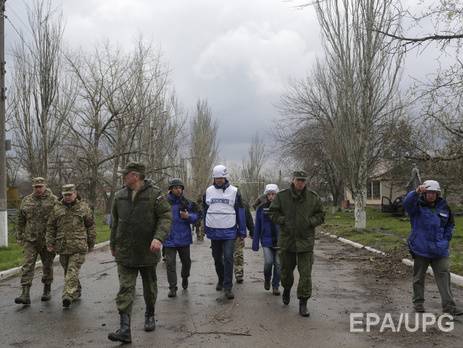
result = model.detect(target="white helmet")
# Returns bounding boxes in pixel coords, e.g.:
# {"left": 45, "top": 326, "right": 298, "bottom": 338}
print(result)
{"left": 264, "top": 184, "right": 279, "bottom": 194}
{"left": 212, "top": 165, "right": 229, "bottom": 178}
{"left": 423, "top": 180, "right": 441, "bottom": 192}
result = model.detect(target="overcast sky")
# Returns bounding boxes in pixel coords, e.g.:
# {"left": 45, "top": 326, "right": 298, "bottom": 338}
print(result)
{"left": 5, "top": 0, "right": 447, "bottom": 165}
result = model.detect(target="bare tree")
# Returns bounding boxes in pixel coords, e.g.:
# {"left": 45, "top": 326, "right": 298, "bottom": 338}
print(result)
{"left": 10, "top": 0, "right": 70, "bottom": 179}
{"left": 312, "top": 0, "right": 404, "bottom": 228}
{"left": 240, "top": 133, "right": 266, "bottom": 203}
{"left": 189, "top": 100, "right": 218, "bottom": 198}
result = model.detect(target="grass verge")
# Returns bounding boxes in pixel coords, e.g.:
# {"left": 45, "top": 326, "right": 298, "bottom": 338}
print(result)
{"left": 323, "top": 207, "right": 463, "bottom": 275}
{"left": 0, "top": 214, "right": 110, "bottom": 272}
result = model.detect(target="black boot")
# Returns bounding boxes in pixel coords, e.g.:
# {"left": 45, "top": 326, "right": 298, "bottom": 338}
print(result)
{"left": 41, "top": 284, "right": 51, "bottom": 302}
{"left": 144, "top": 307, "right": 156, "bottom": 332}
{"left": 224, "top": 288, "right": 235, "bottom": 300}
{"left": 108, "top": 313, "right": 132, "bottom": 343}
{"left": 299, "top": 298, "right": 310, "bottom": 317}
{"left": 216, "top": 280, "right": 224, "bottom": 291}
{"left": 15, "top": 286, "right": 31, "bottom": 305}
{"left": 182, "top": 277, "right": 188, "bottom": 290}
{"left": 168, "top": 287, "right": 177, "bottom": 298}
{"left": 282, "top": 288, "right": 291, "bottom": 305}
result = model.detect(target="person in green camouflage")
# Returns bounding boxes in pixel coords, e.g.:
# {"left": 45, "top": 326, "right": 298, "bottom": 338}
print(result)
{"left": 234, "top": 201, "right": 254, "bottom": 283}
{"left": 269, "top": 171, "right": 325, "bottom": 317}
{"left": 194, "top": 194, "right": 205, "bottom": 242}
{"left": 46, "top": 184, "right": 96, "bottom": 308}
{"left": 108, "top": 162, "right": 172, "bottom": 344}
{"left": 15, "top": 177, "right": 58, "bottom": 305}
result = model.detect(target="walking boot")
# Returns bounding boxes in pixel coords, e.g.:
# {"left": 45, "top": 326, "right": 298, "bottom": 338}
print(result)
{"left": 108, "top": 313, "right": 132, "bottom": 343}
{"left": 264, "top": 278, "right": 271, "bottom": 291}
{"left": 216, "top": 281, "right": 224, "bottom": 291}
{"left": 62, "top": 296, "right": 72, "bottom": 308}
{"left": 272, "top": 287, "right": 281, "bottom": 296}
{"left": 224, "top": 288, "right": 235, "bottom": 300}
{"left": 14, "top": 286, "right": 31, "bottom": 305}
{"left": 299, "top": 298, "right": 310, "bottom": 317}
{"left": 41, "top": 284, "right": 51, "bottom": 302}
{"left": 282, "top": 288, "right": 291, "bottom": 305}
{"left": 414, "top": 303, "right": 425, "bottom": 313}
{"left": 144, "top": 307, "right": 156, "bottom": 332}
{"left": 182, "top": 277, "right": 188, "bottom": 290}
{"left": 168, "top": 287, "right": 177, "bottom": 298}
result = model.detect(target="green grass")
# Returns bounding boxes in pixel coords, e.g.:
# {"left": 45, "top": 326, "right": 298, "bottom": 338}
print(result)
{"left": 323, "top": 207, "right": 463, "bottom": 275}
{"left": 0, "top": 214, "right": 110, "bottom": 272}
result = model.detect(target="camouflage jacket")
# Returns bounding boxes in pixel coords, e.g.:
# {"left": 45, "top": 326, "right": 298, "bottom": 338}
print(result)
{"left": 269, "top": 185, "right": 325, "bottom": 252}
{"left": 46, "top": 199, "right": 96, "bottom": 254}
{"left": 110, "top": 180, "right": 172, "bottom": 267}
{"left": 17, "top": 189, "right": 58, "bottom": 244}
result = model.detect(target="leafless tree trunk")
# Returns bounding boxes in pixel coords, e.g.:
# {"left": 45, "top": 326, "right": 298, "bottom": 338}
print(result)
{"left": 10, "top": 0, "right": 69, "bottom": 180}
{"left": 240, "top": 133, "right": 266, "bottom": 203}
{"left": 313, "top": 0, "right": 404, "bottom": 228}
{"left": 189, "top": 99, "right": 218, "bottom": 198}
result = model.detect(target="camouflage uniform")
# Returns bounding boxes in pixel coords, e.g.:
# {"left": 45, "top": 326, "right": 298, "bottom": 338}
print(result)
{"left": 193, "top": 195, "right": 204, "bottom": 241}
{"left": 15, "top": 178, "right": 58, "bottom": 306}
{"left": 46, "top": 185, "right": 96, "bottom": 303}
{"left": 16, "top": 181, "right": 58, "bottom": 288}
{"left": 233, "top": 201, "right": 254, "bottom": 282}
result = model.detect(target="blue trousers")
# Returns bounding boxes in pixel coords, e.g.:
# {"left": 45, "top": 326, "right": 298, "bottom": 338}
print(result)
{"left": 211, "top": 239, "right": 235, "bottom": 290}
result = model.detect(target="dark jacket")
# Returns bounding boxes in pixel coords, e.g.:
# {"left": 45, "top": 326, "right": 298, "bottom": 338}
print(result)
{"left": 110, "top": 180, "right": 172, "bottom": 267}
{"left": 252, "top": 201, "right": 279, "bottom": 251}
{"left": 269, "top": 184, "right": 325, "bottom": 252}
{"left": 164, "top": 193, "right": 199, "bottom": 248}
{"left": 403, "top": 190, "right": 454, "bottom": 259}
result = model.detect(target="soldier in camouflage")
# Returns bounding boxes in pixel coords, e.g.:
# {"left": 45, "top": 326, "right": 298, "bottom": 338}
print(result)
{"left": 46, "top": 184, "right": 96, "bottom": 308}
{"left": 108, "top": 163, "right": 171, "bottom": 344}
{"left": 234, "top": 201, "right": 254, "bottom": 283}
{"left": 15, "top": 177, "right": 58, "bottom": 305}
{"left": 269, "top": 171, "right": 325, "bottom": 317}
{"left": 193, "top": 194, "right": 205, "bottom": 242}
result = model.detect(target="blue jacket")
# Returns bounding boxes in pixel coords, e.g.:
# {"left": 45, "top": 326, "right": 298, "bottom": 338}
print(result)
{"left": 203, "top": 181, "right": 246, "bottom": 240}
{"left": 164, "top": 193, "right": 199, "bottom": 248}
{"left": 403, "top": 191, "right": 454, "bottom": 259}
{"left": 252, "top": 202, "right": 280, "bottom": 251}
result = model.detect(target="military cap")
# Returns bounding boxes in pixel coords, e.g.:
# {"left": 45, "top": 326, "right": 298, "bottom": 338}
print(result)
{"left": 62, "top": 184, "right": 76, "bottom": 195}
{"left": 293, "top": 170, "right": 308, "bottom": 180}
{"left": 118, "top": 162, "right": 146, "bottom": 175}
{"left": 168, "top": 178, "right": 185, "bottom": 190}
{"left": 32, "top": 177, "right": 46, "bottom": 187}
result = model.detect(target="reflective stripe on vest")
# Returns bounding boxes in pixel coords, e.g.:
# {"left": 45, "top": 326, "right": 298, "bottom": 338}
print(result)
{"left": 205, "top": 185, "right": 238, "bottom": 229}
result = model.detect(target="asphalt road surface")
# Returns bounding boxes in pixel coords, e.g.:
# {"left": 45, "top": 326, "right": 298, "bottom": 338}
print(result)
{"left": 1, "top": 234, "right": 462, "bottom": 347}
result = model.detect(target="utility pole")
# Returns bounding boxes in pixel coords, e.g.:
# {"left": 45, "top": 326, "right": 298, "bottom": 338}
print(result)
{"left": 0, "top": 0, "right": 7, "bottom": 247}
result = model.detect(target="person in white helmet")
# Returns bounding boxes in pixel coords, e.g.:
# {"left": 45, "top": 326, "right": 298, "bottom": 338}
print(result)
{"left": 203, "top": 165, "right": 246, "bottom": 300}
{"left": 403, "top": 179, "right": 462, "bottom": 316}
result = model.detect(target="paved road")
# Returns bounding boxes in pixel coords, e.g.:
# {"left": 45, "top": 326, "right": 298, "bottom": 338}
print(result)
{"left": 1, "top": 234, "right": 462, "bottom": 347}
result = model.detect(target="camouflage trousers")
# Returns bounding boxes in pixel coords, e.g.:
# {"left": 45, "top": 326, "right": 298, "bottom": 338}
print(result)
{"left": 234, "top": 238, "right": 245, "bottom": 280}
{"left": 59, "top": 253, "right": 85, "bottom": 300}
{"left": 20, "top": 241, "right": 55, "bottom": 287}
{"left": 194, "top": 223, "right": 205, "bottom": 241}
{"left": 116, "top": 263, "right": 158, "bottom": 315}
{"left": 280, "top": 251, "right": 313, "bottom": 299}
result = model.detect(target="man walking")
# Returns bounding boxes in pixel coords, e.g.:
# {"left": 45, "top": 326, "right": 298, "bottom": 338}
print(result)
{"left": 164, "top": 178, "right": 199, "bottom": 298}
{"left": 46, "top": 184, "right": 96, "bottom": 308}
{"left": 403, "top": 180, "right": 463, "bottom": 316}
{"left": 108, "top": 162, "right": 171, "bottom": 343}
{"left": 15, "top": 177, "right": 57, "bottom": 305}
{"left": 203, "top": 165, "right": 246, "bottom": 299}
{"left": 269, "top": 171, "right": 325, "bottom": 317}
{"left": 234, "top": 200, "right": 254, "bottom": 283}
